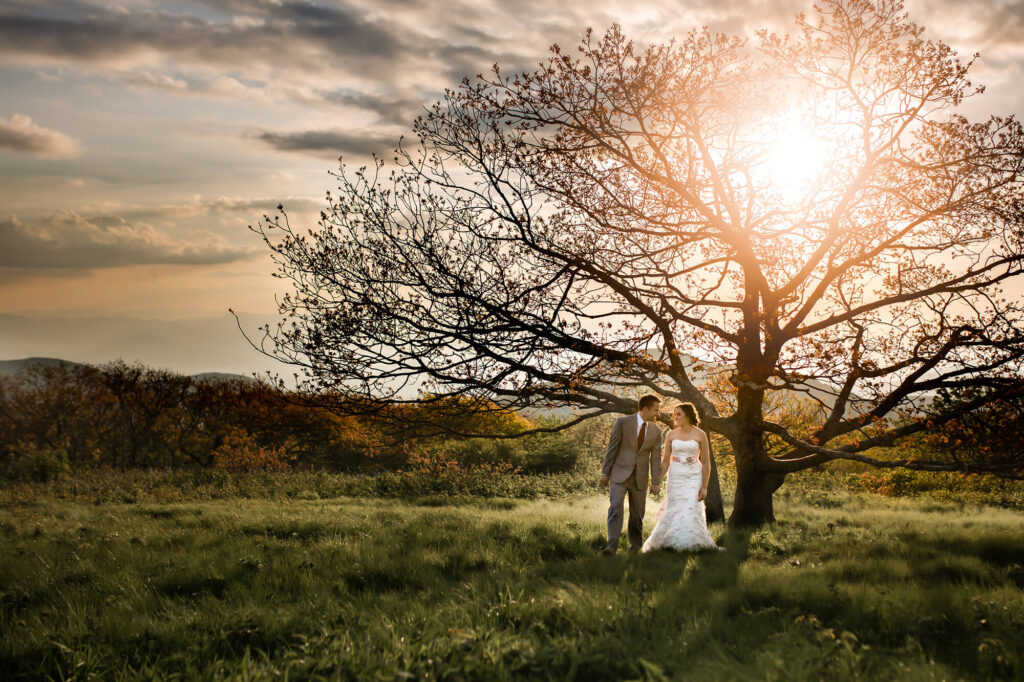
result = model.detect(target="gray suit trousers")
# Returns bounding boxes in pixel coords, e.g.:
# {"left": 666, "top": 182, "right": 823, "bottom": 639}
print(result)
{"left": 606, "top": 469, "right": 646, "bottom": 551}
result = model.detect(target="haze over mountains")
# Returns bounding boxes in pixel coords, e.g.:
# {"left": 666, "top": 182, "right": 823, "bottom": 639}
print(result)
{"left": 0, "top": 311, "right": 291, "bottom": 381}
{"left": 2, "top": 312, "right": 921, "bottom": 418}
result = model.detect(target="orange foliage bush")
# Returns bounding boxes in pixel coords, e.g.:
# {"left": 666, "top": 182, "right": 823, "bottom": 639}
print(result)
{"left": 405, "top": 448, "right": 519, "bottom": 478}
{"left": 212, "top": 428, "right": 294, "bottom": 473}
{"left": 857, "top": 472, "right": 898, "bottom": 496}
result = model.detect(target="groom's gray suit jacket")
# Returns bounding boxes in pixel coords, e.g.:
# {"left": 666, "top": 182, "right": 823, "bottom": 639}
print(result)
{"left": 602, "top": 415, "right": 663, "bottom": 488}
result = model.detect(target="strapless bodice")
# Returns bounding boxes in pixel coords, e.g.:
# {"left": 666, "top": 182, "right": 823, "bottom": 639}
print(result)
{"left": 671, "top": 439, "right": 700, "bottom": 458}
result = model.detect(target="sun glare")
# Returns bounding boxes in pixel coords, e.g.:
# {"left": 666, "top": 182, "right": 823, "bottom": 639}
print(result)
{"left": 766, "top": 119, "right": 829, "bottom": 201}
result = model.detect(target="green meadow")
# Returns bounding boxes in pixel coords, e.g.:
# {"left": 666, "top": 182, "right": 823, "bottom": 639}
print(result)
{"left": 2, "top": 477, "right": 1023, "bottom": 681}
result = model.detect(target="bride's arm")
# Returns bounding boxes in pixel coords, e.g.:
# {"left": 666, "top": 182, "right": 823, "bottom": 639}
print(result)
{"left": 660, "top": 433, "right": 672, "bottom": 475}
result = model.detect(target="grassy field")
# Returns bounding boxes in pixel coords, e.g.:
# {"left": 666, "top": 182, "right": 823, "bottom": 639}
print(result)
{"left": 2, "top": 488, "right": 1023, "bottom": 680}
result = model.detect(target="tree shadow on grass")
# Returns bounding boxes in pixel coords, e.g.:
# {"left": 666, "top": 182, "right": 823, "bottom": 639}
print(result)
{"left": 449, "top": 524, "right": 760, "bottom": 679}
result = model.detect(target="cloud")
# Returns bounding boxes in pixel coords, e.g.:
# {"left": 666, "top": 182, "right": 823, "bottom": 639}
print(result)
{"left": 315, "top": 88, "right": 427, "bottom": 127}
{"left": 0, "top": 0, "right": 852, "bottom": 137}
{"left": 0, "top": 1, "right": 406, "bottom": 77}
{"left": 0, "top": 211, "right": 259, "bottom": 269}
{"left": 0, "top": 1, "right": 439, "bottom": 129}
{"left": 205, "top": 195, "right": 323, "bottom": 214}
{"left": 0, "top": 1, "right": 564, "bottom": 125}
{"left": 123, "top": 70, "right": 190, "bottom": 93}
{"left": 904, "top": 0, "right": 1024, "bottom": 60}
{"left": 121, "top": 70, "right": 274, "bottom": 101}
{"left": 0, "top": 113, "right": 80, "bottom": 158}
{"left": 251, "top": 128, "right": 400, "bottom": 158}
{"left": 93, "top": 195, "right": 325, "bottom": 222}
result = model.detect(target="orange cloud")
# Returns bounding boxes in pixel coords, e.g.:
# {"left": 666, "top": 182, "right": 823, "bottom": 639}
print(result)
{"left": 0, "top": 114, "right": 80, "bottom": 158}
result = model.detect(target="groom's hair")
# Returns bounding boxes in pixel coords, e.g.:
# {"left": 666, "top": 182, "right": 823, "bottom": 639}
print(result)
{"left": 637, "top": 394, "right": 662, "bottom": 410}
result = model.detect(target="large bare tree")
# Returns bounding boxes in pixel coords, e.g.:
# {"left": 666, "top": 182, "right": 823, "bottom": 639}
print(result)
{"left": 241, "top": 0, "right": 1024, "bottom": 525}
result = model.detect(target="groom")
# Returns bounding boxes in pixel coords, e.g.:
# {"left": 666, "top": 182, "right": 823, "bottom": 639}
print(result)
{"left": 600, "top": 394, "right": 664, "bottom": 555}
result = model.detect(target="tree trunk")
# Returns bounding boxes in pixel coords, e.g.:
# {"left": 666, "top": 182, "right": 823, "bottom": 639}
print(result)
{"left": 727, "top": 375, "right": 777, "bottom": 527}
{"left": 730, "top": 462, "right": 778, "bottom": 526}
{"left": 705, "top": 438, "right": 726, "bottom": 524}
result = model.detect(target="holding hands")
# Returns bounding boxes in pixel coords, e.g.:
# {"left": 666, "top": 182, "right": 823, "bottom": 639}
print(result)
{"left": 598, "top": 473, "right": 660, "bottom": 495}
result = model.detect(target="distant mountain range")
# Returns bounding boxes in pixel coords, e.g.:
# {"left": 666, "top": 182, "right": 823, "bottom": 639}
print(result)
{"left": 0, "top": 356, "right": 79, "bottom": 377}
{"left": 2, "top": 311, "right": 928, "bottom": 419}
{"left": 0, "top": 355, "right": 932, "bottom": 420}
{"left": 0, "top": 356, "right": 259, "bottom": 384}
{"left": 0, "top": 311, "right": 291, "bottom": 380}
{"left": 521, "top": 354, "right": 864, "bottom": 420}
{"left": 0, "top": 312, "right": 866, "bottom": 414}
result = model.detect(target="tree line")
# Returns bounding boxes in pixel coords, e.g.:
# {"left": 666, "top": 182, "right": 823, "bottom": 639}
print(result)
{"left": 0, "top": 359, "right": 598, "bottom": 481}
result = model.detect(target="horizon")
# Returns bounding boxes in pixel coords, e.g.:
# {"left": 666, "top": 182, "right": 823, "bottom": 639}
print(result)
{"left": 0, "top": 310, "right": 291, "bottom": 378}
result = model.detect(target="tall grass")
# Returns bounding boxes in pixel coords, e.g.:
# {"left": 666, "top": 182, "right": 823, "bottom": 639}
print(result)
{"left": 2, "top": 491, "right": 1022, "bottom": 680}
{"left": 0, "top": 467, "right": 599, "bottom": 506}
{"left": 3, "top": 465, "right": 1022, "bottom": 511}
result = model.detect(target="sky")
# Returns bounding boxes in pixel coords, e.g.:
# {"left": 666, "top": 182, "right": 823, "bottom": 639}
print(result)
{"left": 1, "top": 0, "right": 1023, "bottom": 377}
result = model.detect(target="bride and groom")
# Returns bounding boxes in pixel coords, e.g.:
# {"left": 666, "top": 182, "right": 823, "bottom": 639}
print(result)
{"left": 600, "top": 394, "right": 720, "bottom": 555}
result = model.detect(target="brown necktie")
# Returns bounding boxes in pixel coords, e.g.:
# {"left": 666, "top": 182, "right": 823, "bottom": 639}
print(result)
{"left": 637, "top": 422, "right": 646, "bottom": 450}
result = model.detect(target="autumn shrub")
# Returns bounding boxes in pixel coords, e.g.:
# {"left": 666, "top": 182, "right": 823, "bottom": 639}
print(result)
{"left": 855, "top": 469, "right": 920, "bottom": 497}
{"left": 212, "top": 428, "right": 294, "bottom": 473}
{"left": 405, "top": 447, "right": 519, "bottom": 478}
{"left": 519, "top": 431, "right": 581, "bottom": 473}
{"left": 1, "top": 441, "right": 71, "bottom": 482}
{"left": 423, "top": 432, "right": 585, "bottom": 475}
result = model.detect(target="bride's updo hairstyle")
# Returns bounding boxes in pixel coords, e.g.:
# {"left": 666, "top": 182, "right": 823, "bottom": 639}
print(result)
{"left": 676, "top": 402, "right": 700, "bottom": 427}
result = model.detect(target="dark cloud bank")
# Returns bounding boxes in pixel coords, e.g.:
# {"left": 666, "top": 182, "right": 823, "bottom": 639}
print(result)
{"left": 0, "top": 211, "right": 258, "bottom": 270}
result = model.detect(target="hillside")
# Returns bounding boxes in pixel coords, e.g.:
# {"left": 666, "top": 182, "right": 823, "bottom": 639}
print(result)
{"left": 0, "top": 357, "right": 258, "bottom": 384}
{"left": 0, "top": 356, "right": 84, "bottom": 377}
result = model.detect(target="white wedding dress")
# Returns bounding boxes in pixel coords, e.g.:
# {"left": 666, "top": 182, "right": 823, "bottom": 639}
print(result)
{"left": 642, "top": 439, "right": 720, "bottom": 553}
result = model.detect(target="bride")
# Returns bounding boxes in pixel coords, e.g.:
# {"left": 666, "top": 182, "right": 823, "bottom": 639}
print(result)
{"left": 642, "top": 402, "right": 721, "bottom": 553}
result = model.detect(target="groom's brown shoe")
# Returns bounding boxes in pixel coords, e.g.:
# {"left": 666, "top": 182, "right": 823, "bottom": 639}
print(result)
{"left": 602, "top": 547, "right": 615, "bottom": 556}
